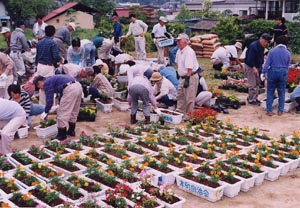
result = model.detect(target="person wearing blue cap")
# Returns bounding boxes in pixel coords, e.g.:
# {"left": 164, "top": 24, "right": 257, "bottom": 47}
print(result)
{"left": 9, "top": 20, "right": 30, "bottom": 81}
{"left": 244, "top": 33, "right": 271, "bottom": 105}
{"left": 195, "top": 67, "right": 212, "bottom": 107}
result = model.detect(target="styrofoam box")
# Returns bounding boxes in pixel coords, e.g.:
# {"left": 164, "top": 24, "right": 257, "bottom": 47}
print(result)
{"left": 95, "top": 98, "right": 113, "bottom": 113}
{"left": 136, "top": 111, "right": 159, "bottom": 122}
{"left": 17, "top": 126, "right": 29, "bottom": 139}
{"left": 284, "top": 101, "right": 298, "bottom": 112}
{"left": 160, "top": 108, "right": 183, "bottom": 124}
{"left": 158, "top": 39, "right": 174, "bottom": 47}
{"left": 113, "top": 90, "right": 127, "bottom": 99}
{"left": 34, "top": 124, "right": 58, "bottom": 139}
{"left": 112, "top": 98, "right": 129, "bottom": 111}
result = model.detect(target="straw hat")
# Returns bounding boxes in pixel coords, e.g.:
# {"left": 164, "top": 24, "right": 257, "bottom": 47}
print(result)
{"left": 150, "top": 72, "right": 163, "bottom": 81}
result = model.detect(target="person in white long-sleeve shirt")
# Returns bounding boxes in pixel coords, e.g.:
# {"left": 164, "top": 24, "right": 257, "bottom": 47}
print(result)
{"left": 125, "top": 13, "right": 148, "bottom": 60}
{"left": 0, "top": 98, "right": 27, "bottom": 154}
{"left": 33, "top": 15, "right": 47, "bottom": 40}
{"left": 195, "top": 68, "right": 212, "bottom": 107}
{"left": 150, "top": 72, "right": 177, "bottom": 107}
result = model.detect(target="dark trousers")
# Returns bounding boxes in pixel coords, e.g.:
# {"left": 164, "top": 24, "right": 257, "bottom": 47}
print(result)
{"left": 158, "top": 95, "right": 176, "bottom": 106}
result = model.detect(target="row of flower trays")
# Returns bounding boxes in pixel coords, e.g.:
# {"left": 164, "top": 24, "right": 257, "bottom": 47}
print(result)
{"left": 1, "top": 114, "right": 300, "bottom": 205}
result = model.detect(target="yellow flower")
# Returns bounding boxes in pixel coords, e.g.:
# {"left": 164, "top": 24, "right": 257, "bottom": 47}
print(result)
{"left": 256, "top": 153, "right": 260, "bottom": 161}
{"left": 84, "top": 182, "right": 89, "bottom": 187}
{"left": 38, "top": 163, "right": 42, "bottom": 169}
{"left": 223, "top": 171, "right": 228, "bottom": 176}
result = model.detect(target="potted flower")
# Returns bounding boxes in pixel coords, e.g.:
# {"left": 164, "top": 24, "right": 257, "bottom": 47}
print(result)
{"left": 34, "top": 119, "right": 58, "bottom": 139}
{"left": 108, "top": 125, "right": 132, "bottom": 141}
{"left": 9, "top": 150, "right": 33, "bottom": 166}
{"left": 13, "top": 166, "right": 40, "bottom": 188}
{"left": 77, "top": 105, "right": 97, "bottom": 122}
{"left": 79, "top": 134, "right": 101, "bottom": 148}
{"left": 9, "top": 192, "right": 37, "bottom": 207}
{"left": 102, "top": 143, "right": 131, "bottom": 161}
{"left": 65, "top": 141, "right": 84, "bottom": 151}
{"left": 31, "top": 183, "right": 63, "bottom": 206}
{"left": 27, "top": 145, "right": 51, "bottom": 162}
{"left": 136, "top": 135, "right": 161, "bottom": 152}
{"left": 50, "top": 154, "right": 83, "bottom": 175}
{"left": 0, "top": 154, "right": 15, "bottom": 172}
{"left": 67, "top": 173, "right": 103, "bottom": 195}
{"left": 176, "top": 166, "right": 225, "bottom": 202}
{"left": 86, "top": 166, "right": 118, "bottom": 189}
{"left": 0, "top": 176, "right": 20, "bottom": 194}
{"left": 105, "top": 189, "right": 128, "bottom": 208}
{"left": 29, "top": 162, "right": 63, "bottom": 182}
{"left": 123, "top": 141, "right": 147, "bottom": 155}
{"left": 44, "top": 140, "right": 70, "bottom": 155}
{"left": 220, "top": 167, "right": 243, "bottom": 198}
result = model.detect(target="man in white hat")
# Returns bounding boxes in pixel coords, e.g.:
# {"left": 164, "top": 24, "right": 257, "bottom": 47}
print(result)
{"left": 1, "top": 27, "right": 11, "bottom": 54}
{"left": 93, "top": 59, "right": 109, "bottom": 75}
{"left": 54, "top": 22, "right": 76, "bottom": 60}
{"left": 151, "top": 16, "right": 171, "bottom": 64}
{"left": 210, "top": 42, "right": 243, "bottom": 70}
{"left": 175, "top": 33, "right": 199, "bottom": 115}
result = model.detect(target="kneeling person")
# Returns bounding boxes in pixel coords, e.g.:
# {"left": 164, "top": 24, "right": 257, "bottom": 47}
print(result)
{"left": 34, "top": 74, "right": 82, "bottom": 140}
{"left": 195, "top": 68, "right": 212, "bottom": 107}
{"left": 150, "top": 72, "right": 177, "bottom": 108}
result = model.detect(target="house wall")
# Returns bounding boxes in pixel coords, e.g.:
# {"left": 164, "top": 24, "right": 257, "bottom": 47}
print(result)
{"left": 46, "top": 11, "right": 94, "bottom": 29}
{"left": 0, "top": 1, "right": 6, "bottom": 16}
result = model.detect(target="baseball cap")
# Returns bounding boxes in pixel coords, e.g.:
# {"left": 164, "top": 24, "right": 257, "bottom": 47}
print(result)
{"left": 176, "top": 33, "right": 189, "bottom": 41}
{"left": 234, "top": 42, "right": 243, "bottom": 50}
{"left": 68, "top": 22, "right": 76, "bottom": 31}
{"left": 261, "top": 33, "right": 272, "bottom": 41}
{"left": 159, "top": 16, "right": 168, "bottom": 23}
{"left": 0, "top": 27, "right": 10, "bottom": 34}
{"left": 196, "top": 67, "right": 204, "bottom": 74}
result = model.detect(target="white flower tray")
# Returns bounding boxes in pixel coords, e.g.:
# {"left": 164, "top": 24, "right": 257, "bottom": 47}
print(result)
{"left": 261, "top": 98, "right": 278, "bottom": 110}
{"left": 136, "top": 111, "right": 160, "bottom": 123}
{"left": 157, "top": 194, "right": 186, "bottom": 208}
{"left": 175, "top": 174, "right": 225, "bottom": 202}
{"left": 160, "top": 108, "right": 183, "bottom": 125}
{"left": 220, "top": 177, "right": 244, "bottom": 198}
{"left": 34, "top": 124, "right": 58, "bottom": 139}
{"left": 146, "top": 166, "right": 177, "bottom": 185}
{"left": 117, "top": 75, "right": 128, "bottom": 83}
{"left": 261, "top": 163, "right": 284, "bottom": 181}
{"left": 112, "top": 98, "right": 129, "bottom": 111}
{"left": 113, "top": 90, "right": 127, "bottom": 98}
{"left": 284, "top": 100, "right": 298, "bottom": 112}
{"left": 95, "top": 98, "right": 113, "bottom": 113}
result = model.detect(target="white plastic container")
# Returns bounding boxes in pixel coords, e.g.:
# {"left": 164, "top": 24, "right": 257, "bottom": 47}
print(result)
{"left": 0, "top": 77, "right": 7, "bottom": 88}
{"left": 261, "top": 98, "right": 278, "bottom": 110}
{"left": 112, "top": 98, "right": 129, "bottom": 111}
{"left": 34, "top": 124, "right": 58, "bottom": 139}
{"left": 160, "top": 108, "right": 183, "bottom": 124}
{"left": 284, "top": 100, "right": 298, "bottom": 112}
{"left": 95, "top": 98, "right": 113, "bottom": 113}
{"left": 113, "top": 90, "right": 127, "bottom": 98}
{"left": 158, "top": 39, "right": 174, "bottom": 47}
{"left": 17, "top": 126, "right": 29, "bottom": 139}
{"left": 136, "top": 111, "right": 159, "bottom": 122}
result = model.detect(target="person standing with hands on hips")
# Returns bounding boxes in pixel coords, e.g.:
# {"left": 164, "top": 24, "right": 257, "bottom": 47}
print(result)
{"left": 152, "top": 16, "right": 171, "bottom": 64}
{"left": 34, "top": 74, "right": 82, "bottom": 141}
{"left": 175, "top": 33, "right": 199, "bottom": 116}
{"left": 124, "top": 14, "right": 148, "bottom": 60}
{"left": 244, "top": 33, "right": 271, "bottom": 105}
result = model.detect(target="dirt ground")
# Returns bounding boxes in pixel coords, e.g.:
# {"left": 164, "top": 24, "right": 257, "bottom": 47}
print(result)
{"left": 11, "top": 57, "right": 300, "bottom": 208}
{"left": 12, "top": 99, "right": 300, "bottom": 208}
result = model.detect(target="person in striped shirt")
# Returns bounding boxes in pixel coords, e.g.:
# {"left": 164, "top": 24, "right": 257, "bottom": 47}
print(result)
{"left": 8, "top": 84, "right": 45, "bottom": 126}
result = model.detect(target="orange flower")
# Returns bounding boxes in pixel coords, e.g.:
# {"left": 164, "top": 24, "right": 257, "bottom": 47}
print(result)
{"left": 122, "top": 155, "right": 128, "bottom": 159}
{"left": 107, "top": 170, "right": 114, "bottom": 176}
{"left": 49, "top": 171, "right": 55, "bottom": 177}
{"left": 31, "top": 181, "right": 39, "bottom": 186}
{"left": 53, "top": 185, "right": 58, "bottom": 190}
{"left": 1, "top": 202, "right": 10, "bottom": 208}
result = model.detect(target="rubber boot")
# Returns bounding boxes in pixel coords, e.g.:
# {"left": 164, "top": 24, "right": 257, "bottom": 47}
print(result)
{"left": 67, "top": 122, "right": 76, "bottom": 136}
{"left": 53, "top": 127, "right": 67, "bottom": 141}
{"left": 145, "top": 116, "right": 150, "bottom": 125}
{"left": 130, "top": 114, "right": 137, "bottom": 124}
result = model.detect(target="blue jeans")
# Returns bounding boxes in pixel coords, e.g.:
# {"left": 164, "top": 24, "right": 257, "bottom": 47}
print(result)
{"left": 88, "top": 87, "right": 100, "bottom": 100}
{"left": 83, "top": 43, "right": 96, "bottom": 67}
{"left": 266, "top": 68, "right": 287, "bottom": 113}
{"left": 27, "top": 104, "right": 45, "bottom": 126}
{"left": 159, "top": 95, "right": 176, "bottom": 106}
{"left": 169, "top": 45, "right": 178, "bottom": 66}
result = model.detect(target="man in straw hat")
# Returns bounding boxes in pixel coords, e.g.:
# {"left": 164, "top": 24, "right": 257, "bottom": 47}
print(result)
{"left": 1, "top": 27, "right": 11, "bottom": 54}
{"left": 152, "top": 16, "right": 171, "bottom": 64}
{"left": 150, "top": 72, "right": 177, "bottom": 108}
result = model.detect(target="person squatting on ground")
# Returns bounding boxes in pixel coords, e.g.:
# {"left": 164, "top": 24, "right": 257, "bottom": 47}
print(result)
{"left": 195, "top": 67, "right": 212, "bottom": 107}
{"left": 0, "top": 98, "right": 27, "bottom": 154}
{"left": 128, "top": 67, "right": 157, "bottom": 125}
{"left": 36, "top": 25, "right": 62, "bottom": 105}
{"left": 8, "top": 84, "right": 45, "bottom": 126}
{"left": 175, "top": 33, "right": 199, "bottom": 116}
{"left": 262, "top": 36, "right": 290, "bottom": 116}
{"left": 152, "top": 16, "right": 171, "bottom": 64}
{"left": 67, "top": 37, "right": 85, "bottom": 66}
{"left": 34, "top": 74, "right": 82, "bottom": 141}
{"left": 125, "top": 13, "right": 148, "bottom": 60}
{"left": 150, "top": 72, "right": 177, "bottom": 108}
{"left": 244, "top": 33, "right": 272, "bottom": 105}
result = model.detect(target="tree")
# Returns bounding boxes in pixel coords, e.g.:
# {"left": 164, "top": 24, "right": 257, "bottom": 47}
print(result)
{"left": 222, "top": 9, "right": 233, "bottom": 17}
{"left": 5, "top": 0, "right": 57, "bottom": 24}
{"left": 176, "top": 6, "right": 192, "bottom": 21}
{"left": 211, "top": 17, "right": 243, "bottom": 45}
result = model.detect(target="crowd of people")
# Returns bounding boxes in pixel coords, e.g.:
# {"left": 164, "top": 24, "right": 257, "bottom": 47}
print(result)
{"left": 0, "top": 14, "right": 298, "bottom": 155}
